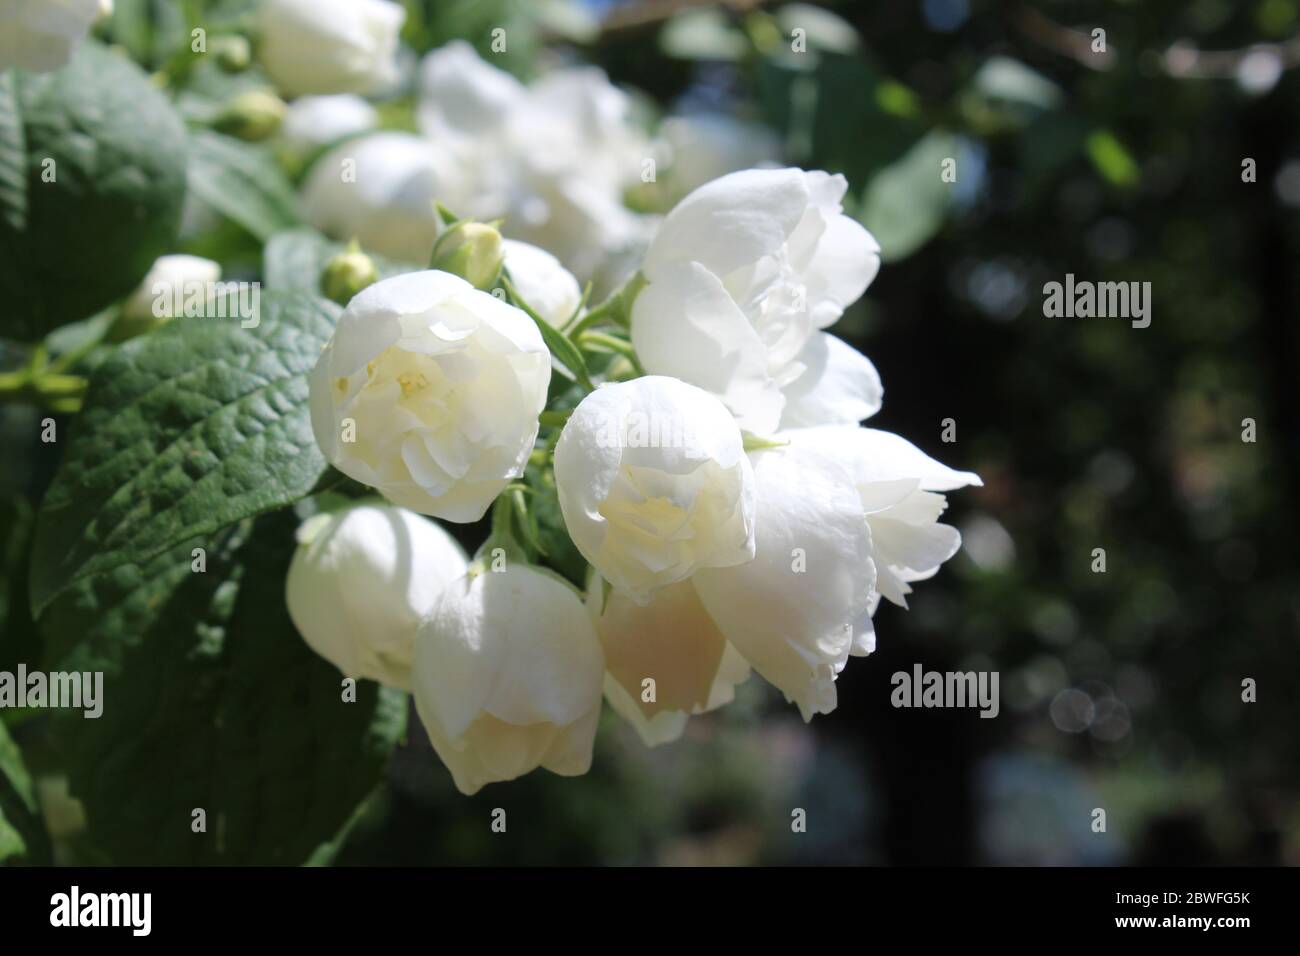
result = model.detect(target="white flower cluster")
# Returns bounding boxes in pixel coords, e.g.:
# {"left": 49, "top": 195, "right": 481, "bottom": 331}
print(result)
{"left": 297, "top": 39, "right": 650, "bottom": 282}
{"left": 293, "top": 39, "right": 778, "bottom": 286}
{"left": 291, "top": 159, "right": 981, "bottom": 794}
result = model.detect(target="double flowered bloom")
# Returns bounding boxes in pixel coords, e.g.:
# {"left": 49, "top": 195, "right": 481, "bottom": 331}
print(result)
{"left": 554, "top": 375, "right": 757, "bottom": 604}
{"left": 296, "top": 40, "right": 649, "bottom": 281}
{"left": 308, "top": 270, "right": 550, "bottom": 522}
{"left": 291, "top": 163, "right": 981, "bottom": 793}
{"left": 632, "top": 168, "right": 883, "bottom": 433}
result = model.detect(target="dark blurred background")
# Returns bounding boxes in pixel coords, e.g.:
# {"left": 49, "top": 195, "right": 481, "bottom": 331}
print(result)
{"left": 337, "top": 0, "right": 1300, "bottom": 866}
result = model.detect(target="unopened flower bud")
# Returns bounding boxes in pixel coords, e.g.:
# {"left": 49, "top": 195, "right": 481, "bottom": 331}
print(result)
{"left": 320, "top": 240, "right": 379, "bottom": 305}
{"left": 412, "top": 563, "right": 605, "bottom": 794}
{"left": 430, "top": 221, "right": 503, "bottom": 291}
{"left": 260, "top": 0, "right": 405, "bottom": 98}
{"left": 110, "top": 255, "right": 221, "bottom": 341}
{"left": 286, "top": 502, "right": 469, "bottom": 689}
{"left": 212, "top": 89, "right": 287, "bottom": 142}
{"left": 213, "top": 35, "right": 252, "bottom": 74}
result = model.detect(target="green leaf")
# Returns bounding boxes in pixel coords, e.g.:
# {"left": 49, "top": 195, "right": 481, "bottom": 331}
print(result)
{"left": 859, "top": 129, "right": 957, "bottom": 262}
{"left": 187, "top": 128, "right": 300, "bottom": 241}
{"left": 502, "top": 275, "right": 594, "bottom": 391}
{"left": 264, "top": 229, "right": 336, "bottom": 290}
{"left": 756, "top": 54, "right": 921, "bottom": 185}
{"left": 1086, "top": 129, "right": 1140, "bottom": 189}
{"left": 29, "top": 290, "right": 340, "bottom": 615}
{"left": 0, "top": 719, "right": 41, "bottom": 863}
{"left": 0, "top": 72, "right": 27, "bottom": 235}
{"left": 971, "top": 56, "right": 1064, "bottom": 114}
{"left": 660, "top": 8, "right": 750, "bottom": 61}
{"left": 263, "top": 228, "right": 409, "bottom": 292}
{"left": 532, "top": 0, "right": 600, "bottom": 44}
{"left": 0, "top": 43, "right": 188, "bottom": 342}
{"left": 774, "top": 4, "right": 861, "bottom": 54}
{"left": 103, "top": 0, "right": 191, "bottom": 69}
{"left": 43, "top": 512, "right": 407, "bottom": 864}
{"left": 0, "top": 496, "right": 39, "bottom": 677}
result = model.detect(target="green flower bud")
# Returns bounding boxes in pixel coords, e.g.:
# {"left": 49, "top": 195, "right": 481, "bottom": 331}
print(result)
{"left": 430, "top": 221, "right": 504, "bottom": 291}
{"left": 214, "top": 36, "right": 252, "bottom": 74}
{"left": 321, "top": 240, "right": 379, "bottom": 305}
{"left": 211, "top": 89, "right": 286, "bottom": 142}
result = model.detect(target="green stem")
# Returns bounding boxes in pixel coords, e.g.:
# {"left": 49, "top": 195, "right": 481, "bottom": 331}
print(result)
{"left": 47, "top": 325, "right": 109, "bottom": 375}
{"left": 0, "top": 347, "right": 88, "bottom": 413}
{"left": 474, "top": 494, "right": 528, "bottom": 570}
{"left": 568, "top": 300, "right": 617, "bottom": 337}
{"left": 490, "top": 492, "right": 514, "bottom": 544}
{"left": 538, "top": 409, "right": 572, "bottom": 429}
{"left": 578, "top": 331, "right": 644, "bottom": 375}
{"left": 568, "top": 271, "right": 647, "bottom": 337}
{"left": 511, "top": 485, "right": 548, "bottom": 557}
{"left": 560, "top": 281, "right": 595, "bottom": 333}
{"left": 501, "top": 275, "right": 596, "bottom": 392}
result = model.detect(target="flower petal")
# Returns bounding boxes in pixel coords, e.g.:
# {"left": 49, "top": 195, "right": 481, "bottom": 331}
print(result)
{"left": 643, "top": 167, "right": 811, "bottom": 278}
{"left": 412, "top": 566, "right": 604, "bottom": 739}
{"left": 693, "top": 442, "right": 873, "bottom": 719}
{"left": 632, "top": 261, "right": 783, "bottom": 432}
{"left": 788, "top": 425, "right": 983, "bottom": 492}
{"left": 779, "top": 333, "right": 883, "bottom": 428}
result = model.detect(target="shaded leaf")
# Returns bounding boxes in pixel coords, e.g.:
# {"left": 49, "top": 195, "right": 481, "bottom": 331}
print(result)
{"left": 0, "top": 44, "right": 187, "bottom": 342}
{"left": 188, "top": 129, "right": 300, "bottom": 241}
{"left": 30, "top": 291, "right": 340, "bottom": 614}
{"left": 44, "top": 512, "right": 406, "bottom": 864}
{"left": 859, "top": 129, "right": 957, "bottom": 262}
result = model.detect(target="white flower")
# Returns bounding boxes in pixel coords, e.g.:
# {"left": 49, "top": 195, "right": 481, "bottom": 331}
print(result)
{"left": 502, "top": 239, "right": 582, "bottom": 327}
{"left": 121, "top": 254, "right": 220, "bottom": 321}
{"left": 411, "top": 43, "right": 521, "bottom": 226}
{"left": 554, "top": 376, "right": 756, "bottom": 604}
{"left": 589, "top": 577, "right": 749, "bottom": 747}
{"left": 503, "top": 67, "right": 650, "bottom": 281}
{"left": 416, "top": 40, "right": 524, "bottom": 145}
{"left": 412, "top": 564, "right": 605, "bottom": 795}
{"left": 259, "top": 0, "right": 405, "bottom": 98}
{"left": 416, "top": 43, "right": 650, "bottom": 282}
{"left": 308, "top": 270, "right": 551, "bottom": 522}
{"left": 777, "top": 332, "right": 883, "bottom": 428}
{"left": 660, "top": 113, "right": 781, "bottom": 202}
{"left": 501, "top": 170, "right": 649, "bottom": 285}
{"left": 299, "top": 132, "right": 468, "bottom": 263}
{"left": 0, "top": 0, "right": 110, "bottom": 74}
{"left": 417, "top": 45, "right": 643, "bottom": 190}
{"left": 285, "top": 502, "right": 468, "bottom": 689}
{"left": 279, "top": 94, "right": 378, "bottom": 153}
{"left": 785, "top": 426, "right": 982, "bottom": 648}
{"left": 631, "top": 167, "right": 881, "bottom": 432}
{"left": 509, "top": 67, "right": 646, "bottom": 193}
{"left": 692, "top": 440, "right": 875, "bottom": 719}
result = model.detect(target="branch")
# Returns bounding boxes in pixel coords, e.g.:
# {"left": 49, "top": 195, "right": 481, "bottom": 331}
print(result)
{"left": 1013, "top": 5, "right": 1115, "bottom": 71}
